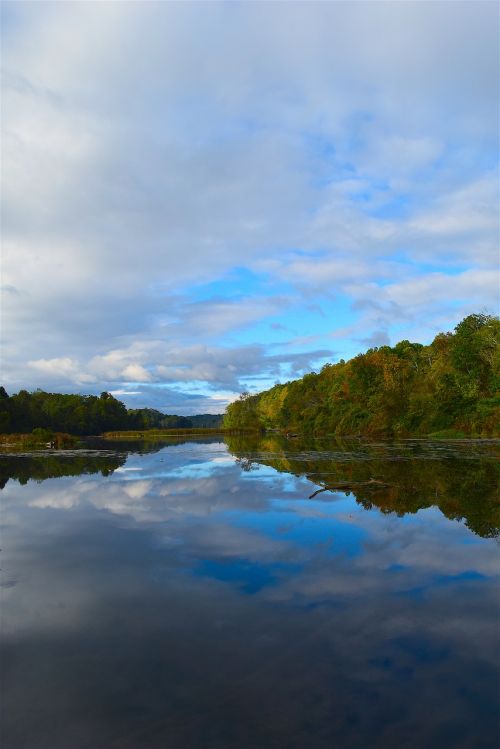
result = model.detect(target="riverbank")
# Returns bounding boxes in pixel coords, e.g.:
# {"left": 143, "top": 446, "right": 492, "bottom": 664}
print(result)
{"left": 0, "top": 431, "right": 78, "bottom": 451}
{"left": 102, "top": 427, "right": 260, "bottom": 439}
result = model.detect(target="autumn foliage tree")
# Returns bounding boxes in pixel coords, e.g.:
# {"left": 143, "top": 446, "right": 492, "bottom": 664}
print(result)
{"left": 223, "top": 314, "right": 500, "bottom": 437}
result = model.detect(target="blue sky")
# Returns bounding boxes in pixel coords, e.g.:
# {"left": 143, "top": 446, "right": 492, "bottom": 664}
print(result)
{"left": 1, "top": 1, "right": 498, "bottom": 413}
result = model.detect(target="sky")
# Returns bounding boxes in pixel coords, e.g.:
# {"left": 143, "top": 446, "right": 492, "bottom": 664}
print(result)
{"left": 1, "top": 0, "right": 499, "bottom": 415}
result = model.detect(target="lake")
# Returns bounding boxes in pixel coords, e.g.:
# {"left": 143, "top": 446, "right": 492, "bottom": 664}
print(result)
{"left": 1, "top": 436, "right": 499, "bottom": 749}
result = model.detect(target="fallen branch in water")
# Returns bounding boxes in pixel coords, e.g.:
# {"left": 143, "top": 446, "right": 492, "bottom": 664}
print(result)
{"left": 309, "top": 479, "right": 392, "bottom": 499}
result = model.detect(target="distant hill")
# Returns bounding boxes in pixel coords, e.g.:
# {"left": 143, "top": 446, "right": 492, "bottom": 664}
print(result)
{"left": 223, "top": 314, "right": 500, "bottom": 438}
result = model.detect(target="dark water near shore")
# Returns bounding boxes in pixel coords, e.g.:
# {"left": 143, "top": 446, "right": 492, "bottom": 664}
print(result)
{"left": 1, "top": 436, "right": 499, "bottom": 749}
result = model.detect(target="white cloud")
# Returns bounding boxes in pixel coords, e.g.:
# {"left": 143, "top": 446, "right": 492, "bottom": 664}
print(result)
{"left": 376, "top": 269, "right": 498, "bottom": 311}
{"left": 408, "top": 176, "right": 499, "bottom": 258}
{"left": 28, "top": 357, "right": 96, "bottom": 384}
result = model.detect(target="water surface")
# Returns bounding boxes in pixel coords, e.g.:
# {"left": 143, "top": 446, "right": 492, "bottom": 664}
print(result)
{"left": 1, "top": 437, "right": 499, "bottom": 748}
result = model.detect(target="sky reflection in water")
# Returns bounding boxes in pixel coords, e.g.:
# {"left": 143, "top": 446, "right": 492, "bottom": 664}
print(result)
{"left": 1, "top": 438, "right": 499, "bottom": 749}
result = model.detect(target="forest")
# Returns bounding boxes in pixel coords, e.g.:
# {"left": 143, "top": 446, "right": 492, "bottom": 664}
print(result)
{"left": 0, "top": 387, "right": 222, "bottom": 435}
{"left": 223, "top": 314, "right": 500, "bottom": 437}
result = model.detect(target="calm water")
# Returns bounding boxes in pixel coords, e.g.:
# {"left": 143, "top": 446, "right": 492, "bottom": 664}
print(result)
{"left": 1, "top": 436, "right": 499, "bottom": 749}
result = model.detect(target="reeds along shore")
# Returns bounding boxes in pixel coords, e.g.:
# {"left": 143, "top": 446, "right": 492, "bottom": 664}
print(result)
{"left": 102, "top": 427, "right": 260, "bottom": 439}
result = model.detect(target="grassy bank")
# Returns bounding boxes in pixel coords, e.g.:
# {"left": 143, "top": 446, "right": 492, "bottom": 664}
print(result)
{"left": 0, "top": 427, "right": 261, "bottom": 452}
{"left": 102, "top": 427, "right": 260, "bottom": 439}
{"left": 0, "top": 430, "right": 78, "bottom": 451}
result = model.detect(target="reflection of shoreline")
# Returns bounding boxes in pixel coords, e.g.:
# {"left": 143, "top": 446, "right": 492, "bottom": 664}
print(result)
{"left": 1, "top": 435, "right": 498, "bottom": 539}
{"left": 84, "top": 434, "right": 226, "bottom": 454}
{"left": 0, "top": 436, "right": 227, "bottom": 488}
{"left": 0, "top": 452, "right": 127, "bottom": 489}
{"left": 225, "top": 435, "right": 500, "bottom": 539}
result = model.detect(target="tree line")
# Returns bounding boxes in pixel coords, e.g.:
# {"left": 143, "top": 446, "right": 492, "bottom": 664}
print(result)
{"left": 0, "top": 388, "right": 222, "bottom": 435}
{"left": 223, "top": 313, "right": 500, "bottom": 437}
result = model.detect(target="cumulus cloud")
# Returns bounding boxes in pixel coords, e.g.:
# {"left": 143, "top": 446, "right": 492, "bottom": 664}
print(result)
{"left": 23, "top": 340, "right": 334, "bottom": 409}
{"left": 28, "top": 357, "right": 96, "bottom": 384}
